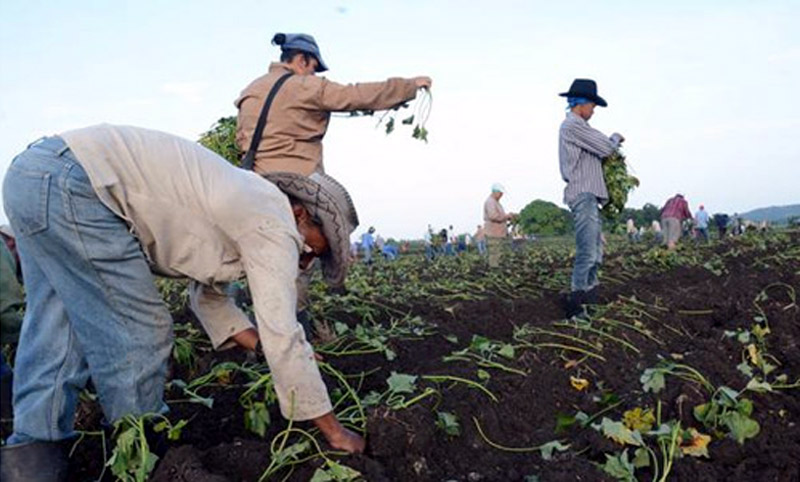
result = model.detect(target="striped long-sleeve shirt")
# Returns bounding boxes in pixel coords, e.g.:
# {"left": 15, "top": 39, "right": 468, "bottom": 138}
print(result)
{"left": 559, "top": 112, "right": 620, "bottom": 206}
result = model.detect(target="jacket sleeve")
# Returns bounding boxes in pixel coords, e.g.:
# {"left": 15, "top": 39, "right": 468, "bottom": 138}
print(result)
{"left": 299, "top": 76, "right": 418, "bottom": 112}
{"left": 562, "top": 121, "right": 617, "bottom": 159}
{"left": 189, "top": 281, "right": 254, "bottom": 350}
{"left": 237, "top": 225, "right": 332, "bottom": 421}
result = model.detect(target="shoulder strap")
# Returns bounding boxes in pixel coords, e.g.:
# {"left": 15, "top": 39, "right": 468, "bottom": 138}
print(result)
{"left": 241, "top": 72, "right": 293, "bottom": 171}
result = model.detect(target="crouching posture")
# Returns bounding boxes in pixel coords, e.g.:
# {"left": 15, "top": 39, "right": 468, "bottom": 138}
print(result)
{"left": 0, "top": 125, "right": 364, "bottom": 481}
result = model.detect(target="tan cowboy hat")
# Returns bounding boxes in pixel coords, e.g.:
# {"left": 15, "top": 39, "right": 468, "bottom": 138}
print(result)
{"left": 263, "top": 172, "right": 359, "bottom": 287}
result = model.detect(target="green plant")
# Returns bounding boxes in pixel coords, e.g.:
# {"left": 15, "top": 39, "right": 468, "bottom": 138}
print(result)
{"left": 106, "top": 414, "right": 187, "bottom": 482}
{"left": 602, "top": 150, "right": 639, "bottom": 220}
{"left": 435, "top": 411, "right": 461, "bottom": 436}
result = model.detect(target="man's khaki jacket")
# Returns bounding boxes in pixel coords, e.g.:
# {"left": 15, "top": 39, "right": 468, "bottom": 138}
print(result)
{"left": 235, "top": 62, "right": 418, "bottom": 175}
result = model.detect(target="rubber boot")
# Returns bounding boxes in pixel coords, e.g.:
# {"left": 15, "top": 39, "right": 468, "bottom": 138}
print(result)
{"left": 0, "top": 440, "right": 69, "bottom": 482}
{"left": 565, "top": 291, "right": 587, "bottom": 319}
{"left": 585, "top": 286, "right": 598, "bottom": 305}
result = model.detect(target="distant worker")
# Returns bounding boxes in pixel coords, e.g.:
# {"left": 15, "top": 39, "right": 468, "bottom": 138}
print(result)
{"left": 475, "top": 224, "right": 487, "bottom": 255}
{"left": 694, "top": 205, "right": 710, "bottom": 242}
{"left": 660, "top": 193, "right": 692, "bottom": 249}
{"left": 361, "top": 227, "right": 376, "bottom": 264}
{"left": 626, "top": 218, "right": 638, "bottom": 242}
{"left": 714, "top": 213, "right": 729, "bottom": 238}
{"left": 483, "top": 183, "right": 516, "bottom": 268}
{"left": 651, "top": 219, "right": 663, "bottom": 243}
{"left": 558, "top": 78, "right": 625, "bottom": 317}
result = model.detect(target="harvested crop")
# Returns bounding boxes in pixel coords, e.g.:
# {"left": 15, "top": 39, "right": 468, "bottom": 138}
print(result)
{"left": 602, "top": 150, "right": 639, "bottom": 220}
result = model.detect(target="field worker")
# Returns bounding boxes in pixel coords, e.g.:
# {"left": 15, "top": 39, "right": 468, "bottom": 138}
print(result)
{"left": 558, "top": 78, "right": 625, "bottom": 318}
{"left": 660, "top": 193, "right": 692, "bottom": 250}
{"left": 626, "top": 218, "right": 638, "bottom": 242}
{"left": 0, "top": 125, "right": 364, "bottom": 481}
{"left": 475, "top": 224, "right": 487, "bottom": 255}
{"left": 694, "top": 204, "right": 710, "bottom": 242}
{"left": 651, "top": 219, "right": 663, "bottom": 243}
{"left": 235, "top": 32, "right": 432, "bottom": 176}
{"left": 234, "top": 32, "right": 431, "bottom": 333}
{"left": 1, "top": 224, "right": 24, "bottom": 421}
{"left": 361, "top": 227, "right": 376, "bottom": 264}
{"left": 483, "top": 183, "right": 516, "bottom": 268}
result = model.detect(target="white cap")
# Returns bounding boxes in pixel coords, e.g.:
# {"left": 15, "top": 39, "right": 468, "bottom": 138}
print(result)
{"left": 491, "top": 183, "right": 505, "bottom": 193}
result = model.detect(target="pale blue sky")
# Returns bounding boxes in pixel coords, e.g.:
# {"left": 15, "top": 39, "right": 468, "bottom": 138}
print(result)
{"left": 1, "top": 0, "right": 798, "bottom": 238}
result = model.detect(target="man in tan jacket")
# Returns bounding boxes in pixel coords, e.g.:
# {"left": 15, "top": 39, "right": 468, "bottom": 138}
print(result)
{"left": 0, "top": 125, "right": 363, "bottom": 481}
{"left": 235, "top": 32, "right": 432, "bottom": 176}
{"left": 235, "top": 32, "right": 431, "bottom": 330}
{"left": 483, "top": 183, "right": 517, "bottom": 268}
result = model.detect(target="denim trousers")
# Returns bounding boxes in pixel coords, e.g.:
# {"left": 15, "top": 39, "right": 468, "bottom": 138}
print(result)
{"left": 2, "top": 137, "right": 171, "bottom": 444}
{"left": 569, "top": 193, "right": 602, "bottom": 292}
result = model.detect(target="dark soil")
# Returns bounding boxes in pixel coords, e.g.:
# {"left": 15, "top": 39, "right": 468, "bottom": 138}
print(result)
{"left": 5, "top": 232, "right": 798, "bottom": 481}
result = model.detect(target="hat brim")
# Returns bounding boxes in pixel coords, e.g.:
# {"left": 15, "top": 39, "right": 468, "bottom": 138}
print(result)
{"left": 558, "top": 91, "right": 607, "bottom": 107}
{"left": 262, "top": 172, "right": 355, "bottom": 287}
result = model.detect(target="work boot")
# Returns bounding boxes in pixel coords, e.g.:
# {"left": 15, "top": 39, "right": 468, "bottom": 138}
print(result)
{"left": 585, "top": 286, "right": 598, "bottom": 305}
{"left": 565, "top": 291, "right": 587, "bottom": 319}
{"left": 0, "top": 440, "right": 69, "bottom": 482}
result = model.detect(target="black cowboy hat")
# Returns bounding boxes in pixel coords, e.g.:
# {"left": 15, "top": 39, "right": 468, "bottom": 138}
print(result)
{"left": 559, "top": 78, "right": 607, "bottom": 107}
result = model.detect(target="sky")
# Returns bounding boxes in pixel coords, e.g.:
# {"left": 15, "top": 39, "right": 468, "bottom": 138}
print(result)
{"left": 1, "top": 0, "right": 798, "bottom": 239}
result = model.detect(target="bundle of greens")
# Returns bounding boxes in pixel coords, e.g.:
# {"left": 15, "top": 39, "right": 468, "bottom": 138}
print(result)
{"left": 345, "top": 88, "right": 432, "bottom": 143}
{"left": 601, "top": 149, "right": 639, "bottom": 220}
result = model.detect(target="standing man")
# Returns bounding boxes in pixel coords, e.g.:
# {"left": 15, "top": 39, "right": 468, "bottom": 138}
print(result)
{"left": 1, "top": 126, "right": 365, "bottom": 481}
{"left": 483, "top": 183, "right": 516, "bottom": 268}
{"left": 235, "top": 33, "right": 431, "bottom": 331}
{"left": 694, "top": 204, "right": 710, "bottom": 243}
{"left": 660, "top": 194, "right": 692, "bottom": 249}
{"left": 714, "top": 213, "right": 729, "bottom": 239}
{"left": 558, "top": 79, "right": 625, "bottom": 318}
{"left": 235, "top": 33, "right": 432, "bottom": 176}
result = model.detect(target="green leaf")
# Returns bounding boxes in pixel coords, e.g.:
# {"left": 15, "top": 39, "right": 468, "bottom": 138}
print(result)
{"left": 273, "top": 441, "right": 311, "bottom": 466}
{"left": 736, "top": 398, "right": 754, "bottom": 416}
{"left": 597, "top": 418, "right": 643, "bottom": 446}
{"left": 334, "top": 322, "right": 350, "bottom": 335}
{"left": 721, "top": 411, "right": 760, "bottom": 444}
{"left": 602, "top": 449, "right": 637, "bottom": 481}
{"left": 310, "top": 460, "right": 362, "bottom": 481}
{"left": 401, "top": 115, "right": 415, "bottom": 125}
{"left": 477, "top": 369, "right": 491, "bottom": 381}
{"left": 435, "top": 411, "right": 461, "bottom": 436}
{"left": 384, "top": 348, "right": 397, "bottom": 361}
{"left": 633, "top": 447, "right": 650, "bottom": 468}
{"left": 167, "top": 420, "right": 188, "bottom": 441}
{"left": 387, "top": 372, "right": 417, "bottom": 394}
{"left": 539, "top": 440, "right": 570, "bottom": 461}
{"left": 719, "top": 386, "right": 739, "bottom": 404}
{"left": 554, "top": 413, "right": 577, "bottom": 434}
{"left": 385, "top": 117, "right": 395, "bottom": 135}
{"left": 498, "top": 343, "right": 515, "bottom": 359}
{"left": 244, "top": 402, "right": 270, "bottom": 437}
{"left": 745, "top": 378, "right": 773, "bottom": 393}
{"left": 640, "top": 368, "right": 666, "bottom": 393}
{"left": 445, "top": 334, "right": 459, "bottom": 344}
{"left": 736, "top": 362, "right": 754, "bottom": 377}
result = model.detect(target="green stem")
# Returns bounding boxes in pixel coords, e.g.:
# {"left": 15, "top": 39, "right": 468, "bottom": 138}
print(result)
{"left": 422, "top": 375, "right": 498, "bottom": 402}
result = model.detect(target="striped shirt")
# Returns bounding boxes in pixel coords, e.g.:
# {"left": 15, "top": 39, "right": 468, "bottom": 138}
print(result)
{"left": 559, "top": 112, "right": 619, "bottom": 206}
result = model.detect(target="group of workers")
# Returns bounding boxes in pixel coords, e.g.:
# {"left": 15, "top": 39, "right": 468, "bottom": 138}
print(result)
{"left": 0, "top": 31, "right": 759, "bottom": 481}
{"left": 0, "top": 33, "right": 430, "bottom": 481}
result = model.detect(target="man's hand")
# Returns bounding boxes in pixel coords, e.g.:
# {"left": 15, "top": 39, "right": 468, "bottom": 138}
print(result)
{"left": 413, "top": 76, "right": 433, "bottom": 90}
{"left": 313, "top": 412, "right": 365, "bottom": 453}
{"left": 610, "top": 132, "right": 625, "bottom": 145}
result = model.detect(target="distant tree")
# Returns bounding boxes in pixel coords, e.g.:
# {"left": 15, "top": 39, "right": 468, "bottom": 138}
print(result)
{"left": 518, "top": 200, "right": 573, "bottom": 236}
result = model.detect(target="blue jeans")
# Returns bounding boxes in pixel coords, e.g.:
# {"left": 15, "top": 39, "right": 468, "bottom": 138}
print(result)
{"left": 569, "top": 193, "right": 602, "bottom": 292}
{"left": 3, "top": 137, "right": 171, "bottom": 444}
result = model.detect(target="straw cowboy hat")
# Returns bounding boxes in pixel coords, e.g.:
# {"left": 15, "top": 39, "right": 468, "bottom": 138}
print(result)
{"left": 263, "top": 172, "right": 359, "bottom": 287}
{"left": 559, "top": 78, "right": 608, "bottom": 107}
